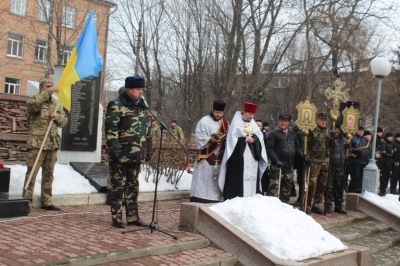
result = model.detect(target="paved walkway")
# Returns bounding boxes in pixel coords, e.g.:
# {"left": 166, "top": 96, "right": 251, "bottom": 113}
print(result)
{"left": 0, "top": 196, "right": 366, "bottom": 266}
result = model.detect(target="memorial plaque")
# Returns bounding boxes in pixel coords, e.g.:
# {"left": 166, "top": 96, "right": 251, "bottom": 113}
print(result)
{"left": 61, "top": 76, "right": 100, "bottom": 151}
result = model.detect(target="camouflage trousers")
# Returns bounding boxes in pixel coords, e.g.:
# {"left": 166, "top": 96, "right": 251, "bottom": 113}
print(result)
{"left": 23, "top": 149, "right": 57, "bottom": 206}
{"left": 328, "top": 169, "right": 344, "bottom": 207}
{"left": 306, "top": 162, "right": 328, "bottom": 209}
{"left": 268, "top": 166, "right": 294, "bottom": 203}
{"left": 110, "top": 162, "right": 141, "bottom": 223}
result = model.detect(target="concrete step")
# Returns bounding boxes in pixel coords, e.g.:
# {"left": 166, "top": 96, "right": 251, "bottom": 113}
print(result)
{"left": 326, "top": 218, "right": 391, "bottom": 242}
{"left": 370, "top": 245, "right": 400, "bottom": 266}
{"left": 326, "top": 216, "right": 400, "bottom": 265}
{"left": 51, "top": 239, "right": 214, "bottom": 265}
{"left": 98, "top": 246, "right": 238, "bottom": 266}
{"left": 346, "top": 230, "right": 400, "bottom": 254}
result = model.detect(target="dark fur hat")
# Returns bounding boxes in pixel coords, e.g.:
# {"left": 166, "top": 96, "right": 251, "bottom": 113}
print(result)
{"left": 125, "top": 76, "right": 145, "bottom": 88}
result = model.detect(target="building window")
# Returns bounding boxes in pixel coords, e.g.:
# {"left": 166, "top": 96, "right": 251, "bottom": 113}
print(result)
{"left": 63, "top": 5, "right": 76, "bottom": 28}
{"left": 38, "top": 0, "right": 51, "bottom": 22}
{"left": 7, "top": 32, "right": 23, "bottom": 58}
{"left": 10, "top": 0, "right": 27, "bottom": 16}
{"left": 62, "top": 45, "right": 73, "bottom": 65}
{"left": 5, "top": 77, "right": 21, "bottom": 94}
{"left": 270, "top": 77, "right": 288, "bottom": 89}
{"left": 35, "top": 39, "right": 47, "bottom": 62}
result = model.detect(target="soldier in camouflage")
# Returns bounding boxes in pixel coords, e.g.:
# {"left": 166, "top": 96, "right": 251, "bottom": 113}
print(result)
{"left": 168, "top": 120, "right": 185, "bottom": 144}
{"left": 151, "top": 118, "right": 161, "bottom": 147}
{"left": 23, "top": 78, "right": 68, "bottom": 211}
{"left": 306, "top": 112, "right": 333, "bottom": 215}
{"left": 105, "top": 76, "right": 152, "bottom": 229}
{"left": 266, "top": 114, "right": 303, "bottom": 203}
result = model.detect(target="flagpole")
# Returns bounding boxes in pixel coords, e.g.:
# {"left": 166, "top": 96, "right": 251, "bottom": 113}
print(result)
{"left": 24, "top": 102, "right": 60, "bottom": 190}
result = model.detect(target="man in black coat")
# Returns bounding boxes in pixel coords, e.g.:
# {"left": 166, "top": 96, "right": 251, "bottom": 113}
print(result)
{"left": 391, "top": 133, "right": 400, "bottom": 195}
{"left": 266, "top": 114, "right": 303, "bottom": 203}
{"left": 348, "top": 127, "right": 372, "bottom": 193}
{"left": 327, "top": 126, "right": 348, "bottom": 214}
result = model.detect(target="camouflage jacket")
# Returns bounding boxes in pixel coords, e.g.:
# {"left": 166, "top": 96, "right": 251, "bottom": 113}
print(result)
{"left": 26, "top": 89, "right": 68, "bottom": 150}
{"left": 105, "top": 91, "right": 152, "bottom": 163}
{"left": 308, "top": 126, "right": 331, "bottom": 162}
{"left": 169, "top": 125, "right": 185, "bottom": 144}
{"left": 151, "top": 124, "right": 161, "bottom": 145}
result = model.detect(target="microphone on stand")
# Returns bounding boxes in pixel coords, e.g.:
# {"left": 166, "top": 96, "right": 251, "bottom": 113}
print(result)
{"left": 141, "top": 95, "right": 149, "bottom": 109}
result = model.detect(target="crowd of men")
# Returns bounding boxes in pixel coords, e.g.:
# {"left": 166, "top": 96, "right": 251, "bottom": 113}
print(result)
{"left": 189, "top": 98, "right": 400, "bottom": 217}
{"left": 22, "top": 75, "right": 399, "bottom": 229}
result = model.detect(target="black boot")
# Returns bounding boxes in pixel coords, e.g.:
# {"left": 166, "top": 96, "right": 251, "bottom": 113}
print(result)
{"left": 334, "top": 206, "right": 347, "bottom": 214}
{"left": 326, "top": 204, "right": 333, "bottom": 214}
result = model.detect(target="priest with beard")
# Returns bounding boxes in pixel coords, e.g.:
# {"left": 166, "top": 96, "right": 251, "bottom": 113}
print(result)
{"left": 190, "top": 100, "right": 229, "bottom": 203}
{"left": 218, "top": 102, "right": 268, "bottom": 200}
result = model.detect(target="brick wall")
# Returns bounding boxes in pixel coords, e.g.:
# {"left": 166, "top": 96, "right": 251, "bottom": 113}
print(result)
{"left": 0, "top": 93, "right": 198, "bottom": 164}
{"left": 0, "top": 93, "right": 29, "bottom": 161}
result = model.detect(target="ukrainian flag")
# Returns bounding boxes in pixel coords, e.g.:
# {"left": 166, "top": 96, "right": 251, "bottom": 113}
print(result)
{"left": 58, "top": 11, "right": 104, "bottom": 111}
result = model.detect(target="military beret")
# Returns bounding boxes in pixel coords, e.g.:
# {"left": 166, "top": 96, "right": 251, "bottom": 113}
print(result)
{"left": 377, "top": 127, "right": 384, "bottom": 133}
{"left": 263, "top": 121, "right": 269, "bottom": 127}
{"left": 125, "top": 76, "right": 145, "bottom": 89}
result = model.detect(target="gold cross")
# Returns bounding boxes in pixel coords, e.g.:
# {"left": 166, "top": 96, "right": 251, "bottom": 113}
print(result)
{"left": 243, "top": 123, "right": 253, "bottom": 137}
{"left": 324, "top": 78, "right": 350, "bottom": 120}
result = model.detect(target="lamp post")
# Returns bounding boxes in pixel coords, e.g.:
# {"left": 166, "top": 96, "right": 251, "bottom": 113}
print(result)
{"left": 362, "top": 57, "right": 392, "bottom": 193}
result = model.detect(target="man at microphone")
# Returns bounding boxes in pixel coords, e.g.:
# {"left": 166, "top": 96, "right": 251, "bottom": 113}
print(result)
{"left": 105, "top": 75, "right": 153, "bottom": 228}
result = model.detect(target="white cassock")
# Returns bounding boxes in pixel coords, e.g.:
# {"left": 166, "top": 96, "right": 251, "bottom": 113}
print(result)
{"left": 218, "top": 111, "right": 268, "bottom": 199}
{"left": 190, "top": 115, "right": 225, "bottom": 201}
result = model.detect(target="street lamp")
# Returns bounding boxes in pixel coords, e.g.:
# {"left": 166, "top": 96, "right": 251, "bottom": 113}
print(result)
{"left": 362, "top": 57, "right": 392, "bottom": 194}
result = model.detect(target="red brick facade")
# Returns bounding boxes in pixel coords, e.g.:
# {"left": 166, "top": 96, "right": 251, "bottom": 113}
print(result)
{"left": 0, "top": 0, "right": 114, "bottom": 95}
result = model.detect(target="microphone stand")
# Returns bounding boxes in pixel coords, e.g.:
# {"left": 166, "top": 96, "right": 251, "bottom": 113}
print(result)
{"left": 122, "top": 98, "right": 187, "bottom": 239}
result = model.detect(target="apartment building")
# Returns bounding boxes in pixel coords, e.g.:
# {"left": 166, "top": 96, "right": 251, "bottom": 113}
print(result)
{"left": 0, "top": 0, "right": 115, "bottom": 95}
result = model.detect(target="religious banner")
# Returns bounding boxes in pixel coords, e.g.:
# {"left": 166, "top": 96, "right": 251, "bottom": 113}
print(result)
{"left": 295, "top": 99, "right": 318, "bottom": 134}
{"left": 340, "top": 105, "right": 360, "bottom": 137}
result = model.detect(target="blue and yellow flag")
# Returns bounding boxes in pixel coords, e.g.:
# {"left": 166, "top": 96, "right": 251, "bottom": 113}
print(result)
{"left": 58, "top": 11, "right": 104, "bottom": 111}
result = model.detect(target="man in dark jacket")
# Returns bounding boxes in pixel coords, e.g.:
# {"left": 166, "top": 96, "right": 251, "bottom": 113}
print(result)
{"left": 375, "top": 127, "right": 386, "bottom": 185}
{"left": 391, "top": 133, "right": 400, "bottom": 195}
{"left": 327, "top": 126, "right": 348, "bottom": 214}
{"left": 379, "top": 132, "right": 394, "bottom": 196}
{"left": 266, "top": 114, "right": 303, "bottom": 203}
{"left": 348, "top": 128, "right": 372, "bottom": 193}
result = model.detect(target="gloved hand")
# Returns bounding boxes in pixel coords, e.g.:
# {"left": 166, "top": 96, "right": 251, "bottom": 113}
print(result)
{"left": 305, "top": 156, "right": 312, "bottom": 167}
{"left": 276, "top": 161, "right": 284, "bottom": 168}
{"left": 145, "top": 152, "right": 153, "bottom": 162}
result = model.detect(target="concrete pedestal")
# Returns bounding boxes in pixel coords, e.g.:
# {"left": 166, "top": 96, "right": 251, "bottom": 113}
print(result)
{"left": 362, "top": 159, "right": 380, "bottom": 194}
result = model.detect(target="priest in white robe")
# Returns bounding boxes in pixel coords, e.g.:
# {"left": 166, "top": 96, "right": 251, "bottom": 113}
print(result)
{"left": 218, "top": 102, "right": 268, "bottom": 200}
{"left": 190, "top": 100, "right": 229, "bottom": 203}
